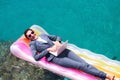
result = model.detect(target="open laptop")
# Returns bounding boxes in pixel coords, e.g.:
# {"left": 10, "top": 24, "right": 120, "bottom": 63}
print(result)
{"left": 50, "top": 40, "right": 68, "bottom": 56}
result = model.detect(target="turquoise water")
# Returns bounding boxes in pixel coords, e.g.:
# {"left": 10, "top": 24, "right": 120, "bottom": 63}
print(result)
{"left": 0, "top": 0, "right": 120, "bottom": 61}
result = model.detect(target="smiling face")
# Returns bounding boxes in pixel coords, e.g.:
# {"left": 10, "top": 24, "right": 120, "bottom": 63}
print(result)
{"left": 25, "top": 29, "right": 37, "bottom": 40}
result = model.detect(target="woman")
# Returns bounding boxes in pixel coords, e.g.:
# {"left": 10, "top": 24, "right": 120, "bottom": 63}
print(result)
{"left": 24, "top": 28, "right": 115, "bottom": 80}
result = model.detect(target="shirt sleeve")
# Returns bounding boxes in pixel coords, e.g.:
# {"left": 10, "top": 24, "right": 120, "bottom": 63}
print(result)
{"left": 30, "top": 41, "right": 49, "bottom": 61}
{"left": 45, "top": 34, "right": 62, "bottom": 42}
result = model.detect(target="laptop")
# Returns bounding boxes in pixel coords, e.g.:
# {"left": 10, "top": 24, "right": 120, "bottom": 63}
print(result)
{"left": 50, "top": 40, "right": 68, "bottom": 56}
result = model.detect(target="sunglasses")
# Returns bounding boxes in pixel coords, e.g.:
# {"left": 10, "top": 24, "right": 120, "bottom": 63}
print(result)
{"left": 28, "top": 31, "right": 34, "bottom": 38}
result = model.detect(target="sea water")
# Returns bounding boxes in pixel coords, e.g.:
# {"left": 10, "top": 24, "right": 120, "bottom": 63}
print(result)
{"left": 0, "top": 0, "right": 120, "bottom": 79}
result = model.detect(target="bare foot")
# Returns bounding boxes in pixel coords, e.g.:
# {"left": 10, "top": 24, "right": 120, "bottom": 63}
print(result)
{"left": 106, "top": 74, "right": 115, "bottom": 80}
{"left": 112, "top": 76, "right": 115, "bottom": 80}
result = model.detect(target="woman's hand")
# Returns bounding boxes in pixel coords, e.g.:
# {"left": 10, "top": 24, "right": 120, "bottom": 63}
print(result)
{"left": 47, "top": 45, "right": 57, "bottom": 52}
{"left": 47, "top": 41, "right": 62, "bottom": 52}
{"left": 53, "top": 41, "right": 62, "bottom": 48}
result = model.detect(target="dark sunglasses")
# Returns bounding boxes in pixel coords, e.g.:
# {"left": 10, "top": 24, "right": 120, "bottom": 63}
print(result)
{"left": 28, "top": 31, "right": 34, "bottom": 38}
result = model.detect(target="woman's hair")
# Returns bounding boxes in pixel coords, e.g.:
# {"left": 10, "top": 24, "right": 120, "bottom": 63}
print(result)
{"left": 24, "top": 28, "right": 33, "bottom": 39}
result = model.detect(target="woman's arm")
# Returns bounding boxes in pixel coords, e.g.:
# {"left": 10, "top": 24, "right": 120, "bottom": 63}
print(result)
{"left": 46, "top": 34, "right": 62, "bottom": 42}
{"left": 30, "top": 41, "right": 49, "bottom": 61}
{"left": 46, "top": 34, "right": 62, "bottom": 51}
